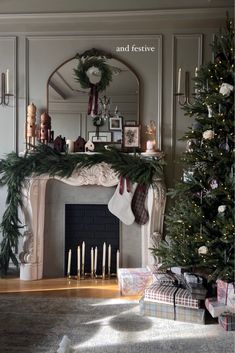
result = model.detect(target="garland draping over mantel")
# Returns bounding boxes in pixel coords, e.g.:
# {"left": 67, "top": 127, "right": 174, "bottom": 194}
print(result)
{"left": 0, "top": 144, "right": 164, "bottom": 275}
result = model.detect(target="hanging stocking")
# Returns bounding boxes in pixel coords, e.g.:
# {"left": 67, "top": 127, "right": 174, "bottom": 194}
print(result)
{"left": 108, "top": 177, "right": 137, "bottom": 225}
{"left": 131, "top": 184, "right": 149, "bottom": 225}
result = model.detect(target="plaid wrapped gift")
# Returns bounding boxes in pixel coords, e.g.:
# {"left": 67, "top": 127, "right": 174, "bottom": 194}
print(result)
{"left": 118, "top": 268, "right": 153, "bottom": 296}
{"left": 184, "top": 272, "right": 204, "bottom": 284}
{"left": 184, "top": 282, "right": 207, "bottom": 300}
{"left": 140, "top": 297, "right": 205, "bottom": 324}
{"left": 218, "top": 312, "right": 235, "bottom": 331}
{"left": 216, "top": 279, "right": 235, "bottom": 310}
{"left": 205, "top": 298, "right": 227, "bottom": 318}
{"left": 144, "top": 282, "right": 201, "bottom": 309}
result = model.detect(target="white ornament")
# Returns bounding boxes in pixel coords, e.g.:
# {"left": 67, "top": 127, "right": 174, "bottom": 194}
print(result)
{"left": 198, "top": 246, "right": 208, "bottom": 255}
{"left": 203, "top": 130, "right": 215, "bottom": 140}
{"left": 218, "top": 205, "right": 226, "bottom": 213}
{"left": 207, "top": 105, "right": 213, "bottom": 117}
{"left": 219, "top": 83, "right": 233, "bottom": 97}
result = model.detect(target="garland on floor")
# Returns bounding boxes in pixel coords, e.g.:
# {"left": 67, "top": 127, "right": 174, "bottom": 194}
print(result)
{"left": 0, "top": 144, "right": 164, "bottom": 275}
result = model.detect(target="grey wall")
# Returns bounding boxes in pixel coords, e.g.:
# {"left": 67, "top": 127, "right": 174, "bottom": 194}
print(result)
{"left": 0, "top": 2, "right": 233, "bottom": 258}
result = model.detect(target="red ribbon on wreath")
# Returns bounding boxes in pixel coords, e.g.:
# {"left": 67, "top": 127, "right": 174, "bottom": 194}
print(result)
{"left": 88, "top": 84, "right": 98, "bottom": 116}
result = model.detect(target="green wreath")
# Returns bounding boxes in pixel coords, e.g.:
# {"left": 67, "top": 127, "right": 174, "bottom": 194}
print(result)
{"left": 74, "top": 57, "right": 113, "bottom": 92}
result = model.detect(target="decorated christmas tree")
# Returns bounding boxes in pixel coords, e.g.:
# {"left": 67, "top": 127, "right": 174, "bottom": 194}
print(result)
{"left": 153, "top": 16, "right": 234, "bottom": 282}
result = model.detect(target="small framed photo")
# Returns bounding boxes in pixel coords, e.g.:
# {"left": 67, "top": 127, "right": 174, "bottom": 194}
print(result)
{"left": 125, "top": 120, "right": 136, "bottom": 126}
{"left": 112, "top": 131, "right": 122, "bottom": 143}
{"left": 88, "top": 131, "right": 112, "bottom": 143}
{"left": 109, "top": 116, "right": 122, "bottom": 130}
{"left": 123, "top": 125, "right": 141, "bottom": 148}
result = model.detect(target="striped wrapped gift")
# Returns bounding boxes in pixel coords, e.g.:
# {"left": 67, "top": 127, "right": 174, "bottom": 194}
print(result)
{"left": 140, "top": 298, "right": 205, "bottom": 324}
{"left": 144, "top": 282, "right": 201, "bottom": 309}
{"left": 218, "top": 312, "right": 235, "bottom": 331}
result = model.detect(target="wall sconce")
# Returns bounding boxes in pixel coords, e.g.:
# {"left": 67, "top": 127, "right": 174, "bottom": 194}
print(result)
{"left": 1, "top": 70, "right": 13, "bottom": 106}
{"left": 175, "top": 67, "right": 197, "bottom": 105}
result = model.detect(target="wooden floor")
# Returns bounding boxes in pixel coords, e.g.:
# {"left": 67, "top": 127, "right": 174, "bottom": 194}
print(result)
{"left": 0, "top": 276, "right": 140, "bottom": 299}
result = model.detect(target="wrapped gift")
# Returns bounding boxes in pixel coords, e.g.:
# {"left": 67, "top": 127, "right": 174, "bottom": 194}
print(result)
{"left": 140, "top": 297, "right": 205, "bottom": 324}
{"left": 117, "top": 268, "right": 153, "bottom": 296}
{"left": 184, "top": 272, "right": 204, "bottom": 284}
{"left": 184, "top": 282, "right": 207, "bottom": 300}
{"left": 218, "top": 312, "right": 235, "bottom": 331}
{"left": 170, "top": 267, "right": 186, "bottom": 275}
{"left": 205, "top": 298, "right": 227, "bottom": 318}
{"left": 216, "top": 279, "right": 235, "bottom": 310}
{"left": 144, "top": 282, "right": 201, "bottom": 309}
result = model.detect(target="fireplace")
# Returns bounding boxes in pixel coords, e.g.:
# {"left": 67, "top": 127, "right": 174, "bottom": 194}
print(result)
{"left": 64, "top": 204, "right": 119, "bottom": 277}
{"left": 20, "top": 163, "right": 166, "bottom": 280}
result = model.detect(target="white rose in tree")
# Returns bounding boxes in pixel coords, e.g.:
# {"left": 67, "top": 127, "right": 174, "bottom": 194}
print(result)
{"left": 218, "top": 205, "right": 226, "bottom": 213}
{"left": 203, "top": 130, "right": 215, "bottom": 140}
{"left": 198, "top": 246, "right": 208, "bottom": 255}
{"left": 219, "top": 83, "right": 233, "bottom": 97}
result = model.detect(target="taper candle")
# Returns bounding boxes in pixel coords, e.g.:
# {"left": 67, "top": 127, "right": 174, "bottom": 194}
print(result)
{"left": 67, "top": 249, "right": 72, "bottom": 276}
{"left": 82, "top": 241, "right": 85, "bottom": 267}
{"left": 102, "top": 242, "right": 106, "bottom": 269}
{"left": 94, "top": 246, "right": 98, "bottom": 274}
{"left": 77, "top": 245, "right": 80, "bottom": 273}
{"left": 6, "top": 69, "right": 9, "bottom": 94}
{"left": 177, "top": 67, "right": 181, "bottom": 93}
{"left": 108, "top": 244, "right": 111, "bottom": 269}
{"left": 116, "top": 250, "right": 120, "bottom": 273}
{"left": 91, "top": 247, "right": 94, "bottom": 275}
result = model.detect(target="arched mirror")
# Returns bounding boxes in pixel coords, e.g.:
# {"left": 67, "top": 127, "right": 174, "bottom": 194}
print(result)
{"left": 47, "top": 49, "right": 140, "bottom": 145}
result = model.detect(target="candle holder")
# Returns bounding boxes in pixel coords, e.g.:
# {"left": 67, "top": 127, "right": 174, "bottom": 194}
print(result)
{"left": 175, "top": 71, "right": 196, "bottom": 105}
{"left": 102, "top": 266, "right": 106, "bottom": 280}
{"left": 108, "top": 266, "right": 111, "bottom": 279}
{"left": 81, "top": 264, "right": 85, "bottom": 279}
{"left": 77, "top": 270, "right": 81, "bottom": 280}
{"left": 1, "top": 72, "right": 13, "bottom": 106}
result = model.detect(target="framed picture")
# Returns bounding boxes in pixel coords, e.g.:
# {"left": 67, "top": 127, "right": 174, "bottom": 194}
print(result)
{"left": 88, "top": 131, "right": 112, "bottom": 143}
{"left": 112, "top": 130, "right": 122, "bottom": 143}
{"left": 109, "top": 116, "right": 122, "bottom": 130}
{"left": 125, "top": 120, "right": 136, "bottom": 126}
{"left": 123, "top": 125, "right": 141, "bottom": 148}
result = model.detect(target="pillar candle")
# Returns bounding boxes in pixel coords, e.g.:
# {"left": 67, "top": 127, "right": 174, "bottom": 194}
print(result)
{"left": 177, "top": 67, "right": 181, "bottom": 93}
{"left": 82, "top": 241, "right": 85, "bottom": 266}
{"left": 67, "top": 249, "right": 72, "bottom": 275}
{"left": 116, "top": 250, "right": 120, "bottom": 273}
{"left": 6, "top": 69, "right": 9, "bottom": 94}
{"left": 102, "top": 242, "right": 106, "bottom": 269}
{"left": 91, "top": 247, "right": 94, "bottom": 274}
{"left": 146, "top": 140, "right": 153, "bottom": 151}
{"left": 77, "top": 245, "right": 80, "bottom": 273}
{"left": 108, "top": 244, "right": 111, "bottom": 269}
{"left": 94, "top": 246, "right": 98, "bottom": 273}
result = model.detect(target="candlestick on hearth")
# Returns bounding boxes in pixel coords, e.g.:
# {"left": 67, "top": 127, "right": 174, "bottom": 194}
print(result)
{"left": 102, "top": 242, "right": 106, "bottom": 279}
{"left": 67, "top": 249, "right": 71, "bottom": 279}
{"left": 77, "top": 245, "right": 81, "bottom": 280}
{"left": 81, "top": 241, "right": 85, "bottom": 278}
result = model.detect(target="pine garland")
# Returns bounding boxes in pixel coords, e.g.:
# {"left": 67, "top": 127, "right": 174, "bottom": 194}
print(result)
{"left": 0, "top": 144, "right": 164, "bottom": 275}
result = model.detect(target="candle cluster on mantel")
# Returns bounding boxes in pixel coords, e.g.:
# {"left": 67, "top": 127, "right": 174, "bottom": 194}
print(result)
{"left": 67, "top": 241, "right": 120, "bottom": 280}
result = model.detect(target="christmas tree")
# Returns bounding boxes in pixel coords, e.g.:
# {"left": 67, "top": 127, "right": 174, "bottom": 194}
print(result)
{"left": 153, "top": 16, "right": 234, "bottom": 282}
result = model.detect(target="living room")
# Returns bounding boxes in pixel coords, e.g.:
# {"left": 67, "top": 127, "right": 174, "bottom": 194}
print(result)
{"left": 0, "top": 1, "right": 234, "bottom": 352}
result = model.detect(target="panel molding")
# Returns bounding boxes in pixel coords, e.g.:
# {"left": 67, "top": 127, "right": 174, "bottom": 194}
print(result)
{"left": 170, "top": 33, "right": 203, "bottom": 163}
{"left": 0, "top": 36, "right": 17, "bottom": 153}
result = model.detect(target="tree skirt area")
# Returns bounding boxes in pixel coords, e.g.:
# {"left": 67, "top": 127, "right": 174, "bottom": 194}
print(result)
{"left": 0, "top": 293, "right": 234, "bottom": 353}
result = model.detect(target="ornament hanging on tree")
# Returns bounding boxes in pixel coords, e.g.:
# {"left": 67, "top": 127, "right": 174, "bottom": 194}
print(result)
{"left": 195, "top": 162, "right": 207, "bottom": 173}
{"left": 192, "top": 121, "right": 202, "bottom": 131}
{"left": 207, "top": 105, "right": 213, "bottom": 118}
{"left": 186, "top": 139, "right": 196, "bottom": 152}
{"left": 209, "top": 178, "right": 219, "bottom": 189}
{"left": 219, "top": 83, "right": 233, "bottom": 96}
{"left": 183, "top": 170, "right": 194, "bottom": 183}
{"left": 203, "top": 130, "right": 215, "bottom": 140}
{"left": 219, "top": 137, "right": 230, "bottom": 152}
{"left": 198, "top": 246, "right": 208, "bottom": 255}
{"left": 215, "top": 52, "right": 226, "bottom": 64}
{"left": 218, "top": 205, "right": 226, "bottom": 213}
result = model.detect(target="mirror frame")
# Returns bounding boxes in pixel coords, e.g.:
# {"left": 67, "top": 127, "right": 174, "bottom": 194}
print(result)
{"left": 46, "top": 48, "right": 140, "bottom": 124}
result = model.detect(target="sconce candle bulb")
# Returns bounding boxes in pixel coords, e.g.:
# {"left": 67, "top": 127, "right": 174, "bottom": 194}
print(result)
{"left": 0, "top": 70, "right": 13, "bottom": 106}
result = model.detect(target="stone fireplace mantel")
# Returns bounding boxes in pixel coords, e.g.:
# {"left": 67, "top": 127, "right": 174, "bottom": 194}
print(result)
{"left": 19, "top": 162, "right": 166, "bottom": 280}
